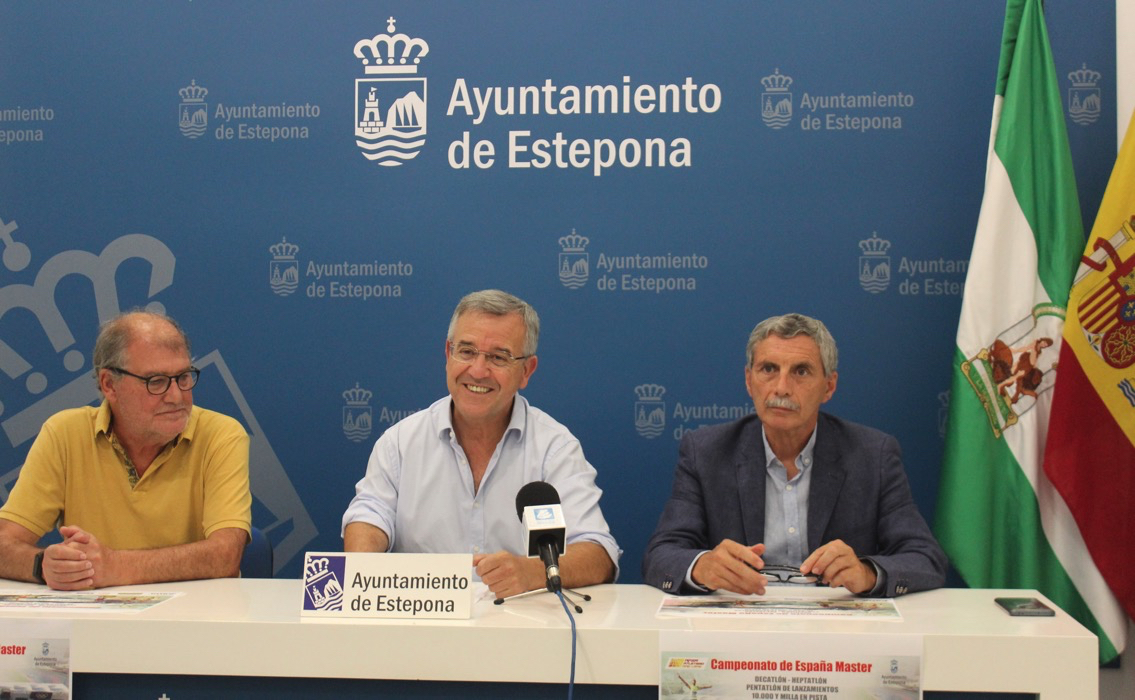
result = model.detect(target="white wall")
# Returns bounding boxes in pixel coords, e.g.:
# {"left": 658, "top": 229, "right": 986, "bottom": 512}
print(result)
{"left": 1118, "top": 0, "right": 1133, "bottom": 142}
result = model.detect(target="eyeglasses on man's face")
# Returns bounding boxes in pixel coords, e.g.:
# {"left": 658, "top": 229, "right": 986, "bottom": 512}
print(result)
{"left": 447, "top": 342, "right": 530, "bottom": 369}
{"left": 761, "top": 564, "right": 822, "bottom": 585}
{"left": 109, "top": 367, "right": 200, "bottom": 395}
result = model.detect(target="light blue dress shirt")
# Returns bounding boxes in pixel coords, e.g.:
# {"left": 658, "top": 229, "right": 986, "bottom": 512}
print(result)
{"left": 342, "top": 395, "right": 621, "bottom": 577}
{"left": 684, "top": 425, "right": 817, "bottom": 590}
{"left": 760, "top": 426, "right": 816, "bottom": 571}
{"left": 762, "top": 423, "right": 883, "bottom": 594}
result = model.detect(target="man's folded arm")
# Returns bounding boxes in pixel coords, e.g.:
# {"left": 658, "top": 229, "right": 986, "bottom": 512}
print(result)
{"left": 344, "top": 521, "right": 390, "bottom": 553}
{"left": 867, "top": 436, "right": 948, "bottom": 595}
{"left": 558, "top": 540, "right": 615, "bottom": 588}
{"left": 85, "top": 526, "right": 248, "bottom": 587}
{"left": 643, "top": 437, "right": 715, "bottom": 593}
{"left": 0, "top": 519, "right": 43, "bottom": 583}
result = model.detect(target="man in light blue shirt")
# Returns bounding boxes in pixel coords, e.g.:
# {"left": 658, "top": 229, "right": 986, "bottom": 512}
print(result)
{"left": 342, "top": 290, "right": 619, "bottom": 599}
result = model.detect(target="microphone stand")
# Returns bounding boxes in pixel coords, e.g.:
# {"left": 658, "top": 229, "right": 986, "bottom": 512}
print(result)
{"left": 495, "top": 540, "right": 590, "bottom": 610}
{"left": 554, "top": 586, "right": 591, "bottom": 613}
{"left": 493, "top": 581, "right": 593, "bottom": 612}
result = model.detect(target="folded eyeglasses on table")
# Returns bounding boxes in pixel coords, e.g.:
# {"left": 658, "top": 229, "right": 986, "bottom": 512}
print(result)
{"left": 760, "top": 564, "right": 823, "bottom": 585}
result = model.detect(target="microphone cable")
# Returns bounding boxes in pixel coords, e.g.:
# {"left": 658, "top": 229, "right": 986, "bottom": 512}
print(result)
{"left": 555, "top": 588, "right": 577, "bottom": 700}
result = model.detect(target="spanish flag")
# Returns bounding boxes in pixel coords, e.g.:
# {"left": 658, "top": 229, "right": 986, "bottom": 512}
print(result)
{"left": 1044, "top": 107, "right": 1135, "bottom": 629}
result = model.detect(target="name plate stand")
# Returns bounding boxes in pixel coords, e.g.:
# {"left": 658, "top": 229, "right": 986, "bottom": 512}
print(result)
{"left": 301, "top": 552, "right": 472, "bottom": 619}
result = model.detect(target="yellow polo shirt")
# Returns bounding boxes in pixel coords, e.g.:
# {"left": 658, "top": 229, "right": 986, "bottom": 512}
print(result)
{"left": 0, "top": 402, "right": 251, "bottom": 550}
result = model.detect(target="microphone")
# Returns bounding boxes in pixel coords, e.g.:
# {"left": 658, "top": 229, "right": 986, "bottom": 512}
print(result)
{"left": 515, "top": 481, "right": 567, "bottom": 592}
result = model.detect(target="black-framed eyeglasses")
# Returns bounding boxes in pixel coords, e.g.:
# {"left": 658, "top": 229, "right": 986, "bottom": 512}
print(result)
{"left": 447, "top": 342, "right": 530, "bottom": 369}
{"left": 761, "top": 564, "right": 822, "bottom": 585}
{"left": 108, "top": 367, "right": 200, "bottom": 395}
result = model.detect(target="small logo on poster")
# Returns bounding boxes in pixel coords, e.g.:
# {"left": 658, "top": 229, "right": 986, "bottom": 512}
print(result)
{"left": 343, "top": 383, "right": 374, "bottom": 443}
{"left": 304, "top": 555, "right": 346, "bottom": 611}
{"left": 354, "top": 17, "right": 430, "bottom": 166}
{"left": 269, "top": 238, "right": 300, "bottom": 296}
{"left": 558, "top": 229, "right": 590, "bottom": 289}
{"left": 1067, "top": 63, "right": 1101, "bottom": 126}
{"left": 179, "top": 80, "right": 209, "bottom": 138}
{"left": 634, "top": 384, "right": 667, "bottom": 439}
{"left": 858, "top": 233, "right": 891, "bottom": 294}
{"left": 760, "top": 69, "right": 793, "bottom": 129}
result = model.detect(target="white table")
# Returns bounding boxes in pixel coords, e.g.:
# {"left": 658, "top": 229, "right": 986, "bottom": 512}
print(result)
{"left": 0, "top": 580, "right": 1098, "bottom": 698}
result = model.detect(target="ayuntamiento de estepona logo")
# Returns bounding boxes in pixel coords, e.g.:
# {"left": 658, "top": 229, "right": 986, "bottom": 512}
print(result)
{"left": 354, "top": 17, "right": 429, "bottom": 166}
{"left": 178, "top": 80, "right": 209, "bottom": 138}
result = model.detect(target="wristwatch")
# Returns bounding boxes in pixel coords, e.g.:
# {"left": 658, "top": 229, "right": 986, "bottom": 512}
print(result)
{"left": 32, "top": 551, "right": 45, "bottom": 585}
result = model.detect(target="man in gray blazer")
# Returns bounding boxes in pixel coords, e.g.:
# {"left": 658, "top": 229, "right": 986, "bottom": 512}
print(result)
{"left": 643, "top": 313, "right": 946, "bottom": 597}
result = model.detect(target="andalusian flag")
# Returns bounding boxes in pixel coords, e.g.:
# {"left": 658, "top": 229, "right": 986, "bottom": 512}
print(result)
{"left": 936, "top": 0, "right": 1126, "bottom": 663}
{"left": 1044, "top": 106, "right": 1135, "bottom": 628}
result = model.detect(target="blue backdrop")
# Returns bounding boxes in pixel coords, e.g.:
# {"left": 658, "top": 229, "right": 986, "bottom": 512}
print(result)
{"left": 0, "top": 1, "right": 1117, "bottom": 580}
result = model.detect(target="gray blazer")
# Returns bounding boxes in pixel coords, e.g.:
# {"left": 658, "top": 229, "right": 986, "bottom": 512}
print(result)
{"left": 642, "top": 413, "right": 947, "bottom": 597}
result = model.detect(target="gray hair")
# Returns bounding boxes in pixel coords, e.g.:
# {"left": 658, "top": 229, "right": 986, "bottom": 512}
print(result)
{"left": 745, "top": 313, "right": 838, "bottom": 376}
{"left": 92, "top": 309, "right": 191, "bottom": 393}
{"left": 447, "top": 290, "right": 540, "bottom": 356}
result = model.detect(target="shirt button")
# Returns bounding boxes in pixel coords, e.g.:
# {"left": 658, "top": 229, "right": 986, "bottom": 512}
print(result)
{"left": 788, "top": 527, "right": 796, "bottom": 534}
{"left": 472, "top": 546, "right": 480, "bottom": 553}
{"left": 786, "top": 485, "right": 793, "bottom": 491}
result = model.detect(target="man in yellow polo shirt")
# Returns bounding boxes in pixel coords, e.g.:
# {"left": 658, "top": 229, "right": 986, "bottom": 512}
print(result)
{"left": 0, "top": 310, "right": 251, "bottom": 589}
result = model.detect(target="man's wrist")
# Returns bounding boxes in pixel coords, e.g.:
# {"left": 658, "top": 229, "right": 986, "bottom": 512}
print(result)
{"left": 526, "top": 555, "right": 549, "bottom": 591}
{"left": 686, "top": 551, "right": 712, "bottom": 592}
{"left": 32, "top": 551, "right": 45, "bottom": 584}
{"left": 860, "top": 558, "right": 885, "bottom": 596}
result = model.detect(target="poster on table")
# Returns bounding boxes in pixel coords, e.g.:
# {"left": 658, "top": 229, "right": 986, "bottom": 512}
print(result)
{"left": 659, "top": 630, "right": 922, "bottom": 699}
{"left": 0, "top": 621, "right": 71, "bottom": 700}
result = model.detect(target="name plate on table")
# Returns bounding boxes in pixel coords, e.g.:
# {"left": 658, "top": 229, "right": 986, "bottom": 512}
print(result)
{"left": 301, "top": 552, "right": 472, "bottom": 619}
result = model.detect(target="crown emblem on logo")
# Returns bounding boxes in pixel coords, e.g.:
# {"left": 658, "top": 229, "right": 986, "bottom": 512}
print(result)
{"left": 760, "top": 68, "right": 794, "bottom": 130}
{"left": 761, "top": 69, "right": 793, "bottom": 92}
{"left": 305, "top": 557, "right": 331, "bottom": 582}
{"left": 859, "top": 232, "right": 891, "bottom": 256}
{"left": 303, "top": 555, "right": 345, "bottom": 612}
{"left": 179, "top": 80, "right": 209, "bottom": 102}
{"left": 342, "top": 382, "right": 374, "bottom": 443}
{"left": 1068, "top": 63, "right": 1101, "bottom": 88}
{"left": 268, "top": 238, "right": 300, "bottom": 297}
{"left": 355, "top": 17, "right": 430, "bottom": 75}
{"left": 353, "top": 18, "right": 429, "bottom": 166}
{"left": 559, "top": 230, "right": 589, "bottom": 252}
{"left": 178, "top": 79, "right": 209, "bottom": 139}
{"left": 635, "top": 383, "right": 666, "bottom": 401}
{"left": 343, "top": 383, "right": 373, "bottom": 406}
{"left": 269, "top": 237, "right": 299, "bottom": 260}
{"left": 634, "top": 383, "right": 667, "bottom": 439}
{"left": 858, "top": 232, "right": 892, "bottom": 295}
{"left": 1067, "top": 63, "right": 1102, "bottom": 127}
{"left": 557, "top": 228, "right": 590, "bottom": 290}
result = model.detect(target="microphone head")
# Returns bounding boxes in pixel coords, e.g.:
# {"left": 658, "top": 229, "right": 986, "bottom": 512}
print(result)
{"left": 515, "top": 481, "right": 561, "bottom": 521}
